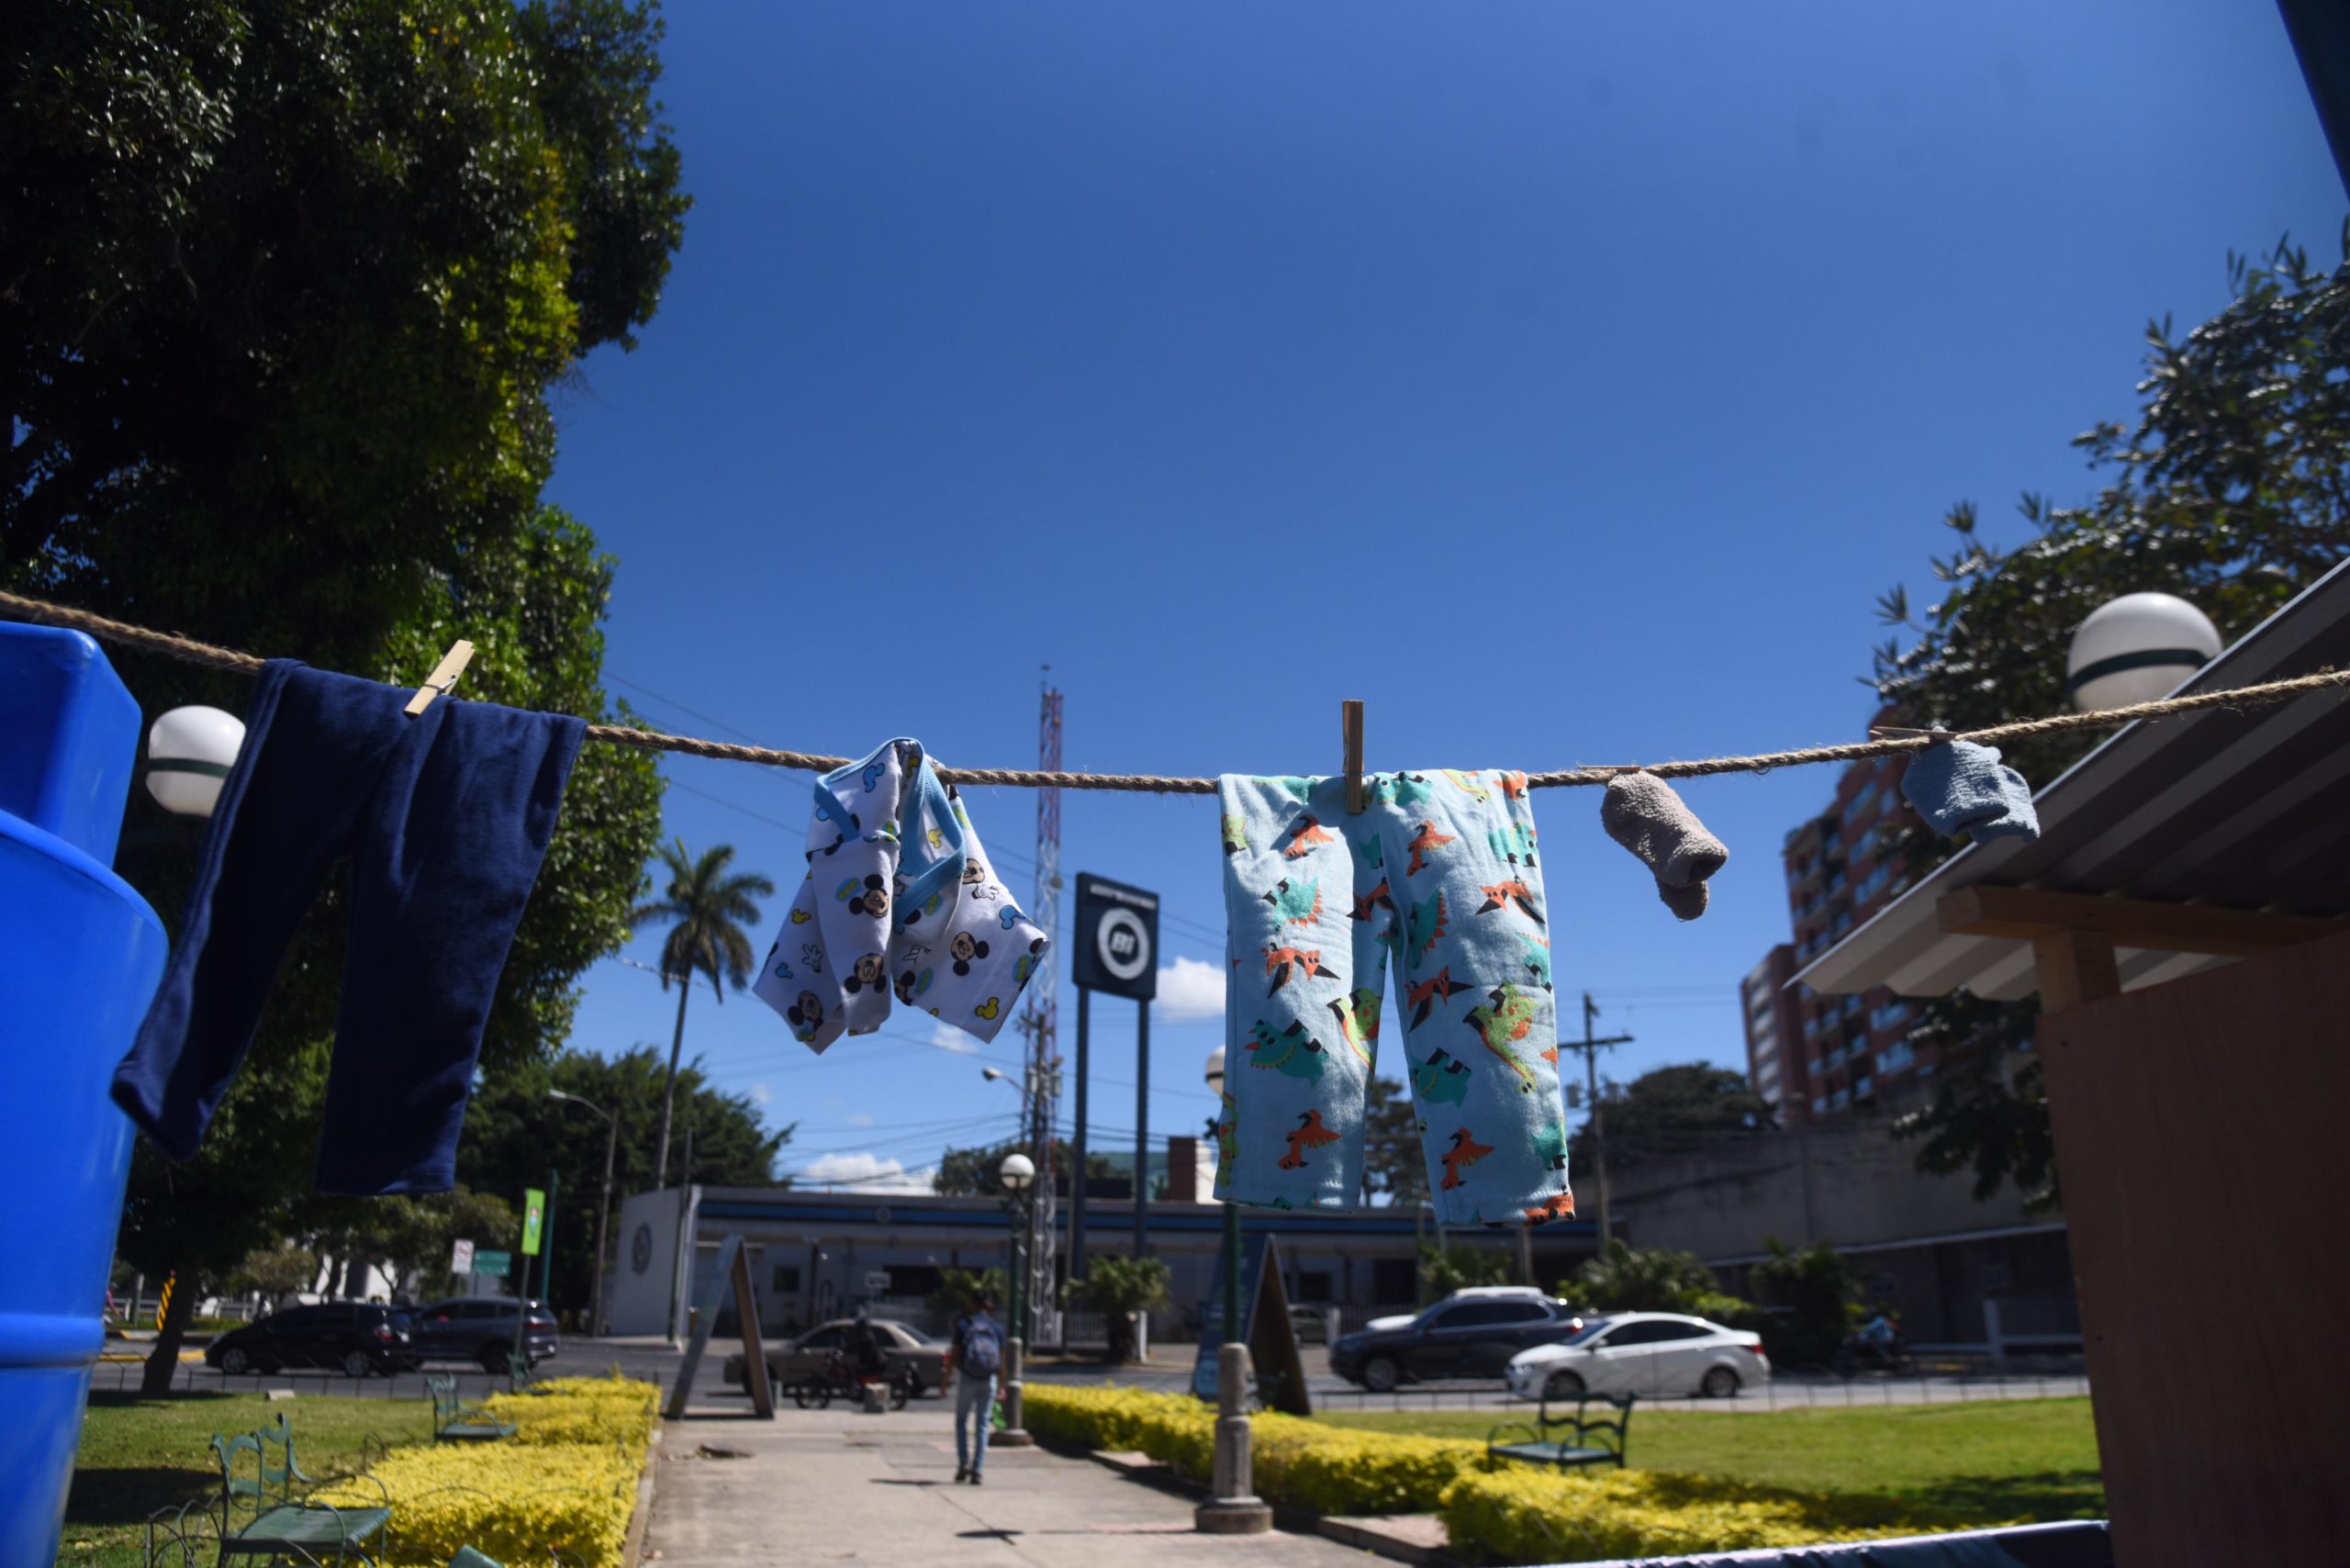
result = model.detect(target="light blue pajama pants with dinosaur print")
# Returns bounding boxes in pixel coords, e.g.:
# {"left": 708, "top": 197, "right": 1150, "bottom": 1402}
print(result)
{"left": 1214, "top": 769, "right": 1574, "bottom": 1227}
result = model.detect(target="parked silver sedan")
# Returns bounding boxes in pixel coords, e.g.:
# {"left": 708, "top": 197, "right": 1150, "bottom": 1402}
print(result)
{"left": 1505, "top": 1312, "right": 1771, "bottom": 1400}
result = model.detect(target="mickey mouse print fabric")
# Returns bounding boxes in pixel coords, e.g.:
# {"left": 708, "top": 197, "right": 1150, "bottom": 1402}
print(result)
{"left": 753, "top": 738, "right": 1047, "bottom": 1052}
{"left": 1216, "top": 769, "right": 1573, "bottom": 1227}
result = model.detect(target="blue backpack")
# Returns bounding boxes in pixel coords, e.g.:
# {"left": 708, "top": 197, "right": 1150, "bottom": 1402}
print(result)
{"left": 960, "top": 1316, "right": 1003, "bottom": 1376}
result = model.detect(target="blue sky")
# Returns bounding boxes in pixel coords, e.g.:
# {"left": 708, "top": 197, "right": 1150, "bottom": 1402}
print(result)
{"left": 542, "top": 2, "right": 2344, "bottom": 1193}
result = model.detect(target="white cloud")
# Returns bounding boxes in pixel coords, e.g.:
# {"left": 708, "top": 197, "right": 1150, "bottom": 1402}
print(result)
{"left": 1155, "top": 956, "right": 1226, "bottom": 1022}
{"left": 748, "top": 1082, "right": 771, "bottom": 1106}
{"left": 845, "top": 1111, "right": 876, "bottom": 1128}
{"left": 926, "top": 1017, "right": 979, "bottom": 1054}
{"left": 798, "top": 1151, "right": 937, "bottom": 1193}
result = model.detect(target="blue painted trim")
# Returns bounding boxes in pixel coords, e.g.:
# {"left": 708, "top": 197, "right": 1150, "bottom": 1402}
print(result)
{"left": 695, "top": 1198, "right": 1594, "bottom": 1239}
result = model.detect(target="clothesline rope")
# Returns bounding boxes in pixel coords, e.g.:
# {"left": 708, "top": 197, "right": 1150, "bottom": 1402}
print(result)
{"left": 5, "top": 586, "right": 2344, "bottom": 793}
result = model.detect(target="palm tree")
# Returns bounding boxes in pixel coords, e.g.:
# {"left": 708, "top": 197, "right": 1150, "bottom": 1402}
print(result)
{"left": 631, "top": 839, "right": 776, "bottom": 1190}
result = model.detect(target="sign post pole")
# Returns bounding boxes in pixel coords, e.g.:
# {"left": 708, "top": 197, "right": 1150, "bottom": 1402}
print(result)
{"left": 517, "top": 1183, "right": 546, "bottom": 1374}
{"left": 1070, "top": 874, "right": 1159, "bottom": 1305}
{"left": 1135, "top": 996, "right": 1150, "bottom": 1263}
{"left": 1071, "top": 988, "right": 1090, "bottom": 1283}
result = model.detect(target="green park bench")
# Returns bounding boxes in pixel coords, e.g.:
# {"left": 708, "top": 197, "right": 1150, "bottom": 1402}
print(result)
{"left": 1486, "top": 1390, "right": 1636, "bottom": 1473}
{"left": 206, "top": 1411, "right": 393, "bottom": 1565}
{"left": 428, "top": 1372, "right": 518, "bottom": 1442}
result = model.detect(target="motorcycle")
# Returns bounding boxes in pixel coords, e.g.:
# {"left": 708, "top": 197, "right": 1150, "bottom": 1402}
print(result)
{"left": 783, "top": 1347, "right": 916, "bottom": 1410}
{"left": 1833, "top": 1330, "right": 1914, "bottom": 1376}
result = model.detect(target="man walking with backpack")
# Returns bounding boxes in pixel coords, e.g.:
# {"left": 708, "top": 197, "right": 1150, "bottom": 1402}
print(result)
{"left": 948, "top": 1291, "right": 1006, "bottom": 1484}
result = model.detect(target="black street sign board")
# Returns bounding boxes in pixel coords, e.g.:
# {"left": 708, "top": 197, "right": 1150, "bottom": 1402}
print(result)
{"left": 1072, "top": 874, "right": 1158, "bottom": 1000}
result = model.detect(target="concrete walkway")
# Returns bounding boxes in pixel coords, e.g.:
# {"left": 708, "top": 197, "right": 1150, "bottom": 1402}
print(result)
{"left": 643, "top": 1399, "right": 1366, "bottom": 1567}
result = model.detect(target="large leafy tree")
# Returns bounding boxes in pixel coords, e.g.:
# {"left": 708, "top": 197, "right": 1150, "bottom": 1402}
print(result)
{"left": 457, "top": 1045, "right": 788, "bottom": 1321}
{"left": 4, "top": 0, "right": 689, "bottom": 652}
{"left": 1870, "top": 233, "right": 2350, "bottom": 1211}
{"left": 1566, "top": 1063, "right": 1774, "bottom": 1173}
{"left": 7, "top": 0, "right": 688, "bottom": 1390}
{"left": 631, "top": 840, "right": 775, "bottom": 1192}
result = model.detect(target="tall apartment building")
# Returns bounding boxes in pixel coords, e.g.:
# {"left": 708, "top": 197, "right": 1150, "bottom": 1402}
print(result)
{"left": 1740, "top": 745, "right": 1939, "bottom": 1123}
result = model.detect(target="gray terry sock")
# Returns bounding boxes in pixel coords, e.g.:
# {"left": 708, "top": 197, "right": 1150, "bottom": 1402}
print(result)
{"left": 1602, "top": 772, "right": 1729, "bottom": 889}
{"left": 1658, "top": 879, "right": 1708, "bottom": 923}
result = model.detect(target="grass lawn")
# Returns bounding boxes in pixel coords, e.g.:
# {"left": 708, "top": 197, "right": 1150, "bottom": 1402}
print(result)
{"left": 1317, "top": 1397, "right": 2105, "bottom": 1525}
{"left": 62, "top": 1390, "right": 433, "bottom": 1567}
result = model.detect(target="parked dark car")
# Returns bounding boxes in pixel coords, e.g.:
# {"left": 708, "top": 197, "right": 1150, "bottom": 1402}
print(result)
{"left": 407, "top": 1297, "right": 559, "bottom": 1371}
{"left": 205, "top": 1302, "right": 416, "bottom": 1377}
{"left": 723, "top": 1317, "right": 948, "bottom": 1397}
{"left": 1328, "top": 1287, "right": 1588, "bottom": 1392}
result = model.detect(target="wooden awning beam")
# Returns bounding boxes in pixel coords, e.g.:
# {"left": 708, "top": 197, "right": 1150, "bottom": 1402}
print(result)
{"left": 1937, "top": 885, "right": 2345, "bottom": 958}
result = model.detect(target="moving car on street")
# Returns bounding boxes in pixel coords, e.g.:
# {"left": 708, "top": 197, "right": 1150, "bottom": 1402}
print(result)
{"left": 408, "top": 1296, "right": 560, "bottom": 1372}
{"left": 723, "top": 1317, "right": 949, "bottom": 1397}
{"left": 204, "top": 1302, "right": 416, "bottom": 1378}
{"left": 1505, "top": 1312, "right": 1771, "bottom": 1400}
{"left": 1329, "top": 1286, "right": 1589, "bottom": 1392}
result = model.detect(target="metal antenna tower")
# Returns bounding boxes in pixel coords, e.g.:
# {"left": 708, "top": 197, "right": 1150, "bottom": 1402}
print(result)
{"left": 1016, "top": 677, "right": 1065, "bottom": 1347}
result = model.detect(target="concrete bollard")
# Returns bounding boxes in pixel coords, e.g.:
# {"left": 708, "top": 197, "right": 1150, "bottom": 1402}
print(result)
{"left": 993, "top": 1337, "right": 1035, "bottom": 1447}
{"left": 1193, "top": 1343, "right": 1272, "bottom": 1534}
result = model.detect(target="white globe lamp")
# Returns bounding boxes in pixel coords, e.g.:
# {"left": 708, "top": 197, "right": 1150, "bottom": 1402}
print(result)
{"left": 1204, "top": 1046, "right": 1226, "bottom": 1092}
{"left": 2067, "top": 593, "right": 2223, "bottom": 712}
{"left": 143, "top": 706, "right": 246, "bottom": 816}
{"left": 999, "top": 1151, "right": 1035, "bottom": 1193}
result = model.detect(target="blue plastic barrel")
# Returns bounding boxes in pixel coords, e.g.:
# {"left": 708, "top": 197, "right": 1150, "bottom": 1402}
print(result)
{"left": 0, "top": 622, "right": 167, "bottom": 1566}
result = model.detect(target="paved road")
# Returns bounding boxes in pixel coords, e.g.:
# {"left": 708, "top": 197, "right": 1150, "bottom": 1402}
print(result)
{"left": 92, "top": 1334, "right": 2088, "bottom": 1416}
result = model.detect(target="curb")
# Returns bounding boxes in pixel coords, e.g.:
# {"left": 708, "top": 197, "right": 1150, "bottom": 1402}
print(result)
{"left": 624, "top": 1426, "right": 662, "bottom": 1563}
{"left": 1315, "top": 1514, "right": 1455, "bottom": 1566}
{"left": 1065, "top": 1431, "right": 1464, "bottom": 1563}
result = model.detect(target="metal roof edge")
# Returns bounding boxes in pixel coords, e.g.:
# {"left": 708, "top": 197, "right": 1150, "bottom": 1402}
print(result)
{"left": 1793, "top": 556, "right": 2350, "bottom": 996}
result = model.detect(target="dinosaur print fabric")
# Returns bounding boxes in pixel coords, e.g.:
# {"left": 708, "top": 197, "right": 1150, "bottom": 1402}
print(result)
{"left": 1215, "top": 769, "right": 1574, "bottom": 1226}
{"left": 752, "top": 738, "right": 1048, "bottom": 1053}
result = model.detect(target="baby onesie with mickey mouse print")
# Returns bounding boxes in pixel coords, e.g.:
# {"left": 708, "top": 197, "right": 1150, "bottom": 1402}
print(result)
{"left": 751, "top": 737, "right": 1048, "bottom": 1053}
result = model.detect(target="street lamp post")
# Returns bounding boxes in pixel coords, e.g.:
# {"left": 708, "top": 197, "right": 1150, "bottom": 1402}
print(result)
{"left": 983, "top": 1062, "right": 1055, "bottom": 1350}
{"left": 995, "top": 1151, "right": 1035, "bottom": 1448}
{"left": 548, "top": 1089, "right": 619, "bottom": 1337}
{"left": 1196, "top": 1047, "right": 1270, "bottom": 1534}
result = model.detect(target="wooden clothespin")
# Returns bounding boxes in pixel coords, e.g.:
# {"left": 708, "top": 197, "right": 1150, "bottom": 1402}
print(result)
{"left": 405, "top": 639, "right": 475, "bottom": 717}
{"left": 1868, "top": 722, "right": 1953, "bottom": 744}
{"left": 1342, "top": 699, "right": 1365, "bottom": 813}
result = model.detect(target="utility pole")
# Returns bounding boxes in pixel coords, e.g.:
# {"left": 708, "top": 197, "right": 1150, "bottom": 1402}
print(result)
{"left": 1025, "top": 678, "right": 1064, "bottom": 1347}
{"left": 666, "top": 1124, "right": 693, "bottom": 1345}
{"left": 1561, "top": 992, "right": 1634, "bottom": 1247}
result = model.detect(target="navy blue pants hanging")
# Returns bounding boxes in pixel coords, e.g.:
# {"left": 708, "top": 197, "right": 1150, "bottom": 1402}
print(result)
{"left": 114, "top": 659, "right": 584, "bottom": 1193}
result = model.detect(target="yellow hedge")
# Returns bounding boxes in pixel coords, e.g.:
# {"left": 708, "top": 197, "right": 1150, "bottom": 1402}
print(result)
{"left": 313, "top": 1377, "right": 655, "bottom": 1566}
{"left": 1024, "top": 1385, "right": 1478, "bottom": 1513}
{"left": 484, "top": 1377, "right": 659, "bottom": 1448}
{"left": 1439, "top": 1466, "right": 1938, "bottom": 1564}
{"left": 1024, "top": 1385, "right": 1964, "bottom": 1565}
